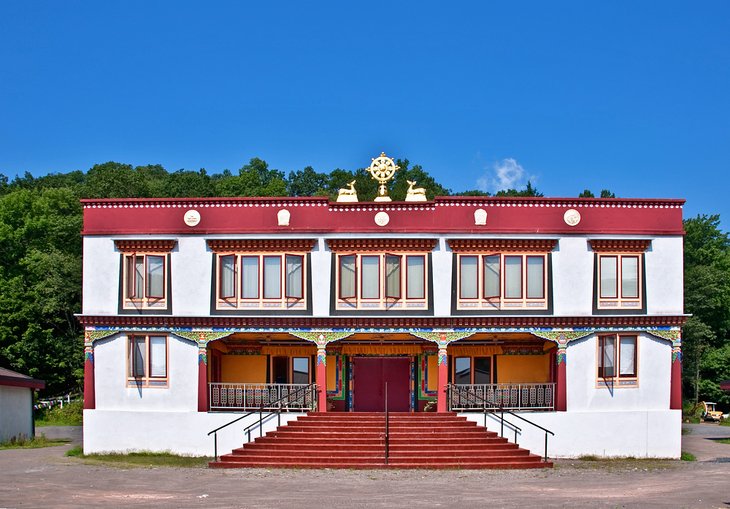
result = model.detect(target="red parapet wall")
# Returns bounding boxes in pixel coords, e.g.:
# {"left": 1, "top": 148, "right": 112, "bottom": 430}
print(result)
{"left": 81, "top": 196, "right": 685, "bottom": 236}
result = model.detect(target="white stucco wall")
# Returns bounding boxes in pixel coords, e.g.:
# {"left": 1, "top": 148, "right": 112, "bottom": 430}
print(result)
{"left": 83, "top": 232, "right": 684, "bottom": 318}
{"left": 82, "top": 237, "right": 120, "bottom": 315}
{"left": 551, "top": 236, "right": 594, "bottom": 316}
{"left": 464, "top": 409, "right": 681, "bottom": 458}
{"left": 84, "top": 410, "right": 302, "bottom": 456}
{"left": 567, "top": 333, "right": 671, "bottom": 412}
{"left": 645, "top": 236, "right": 684, "bottom": 315}
{"left": 93, "top": 333, "right": 198, "bottom": 412}
{"left": 0, "top": 385, "right": 33, "bottom": 442}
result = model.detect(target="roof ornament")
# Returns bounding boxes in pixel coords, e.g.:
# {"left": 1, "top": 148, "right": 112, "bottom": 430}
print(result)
{"left": 367, "top": 152, "right": 399, "bottom": 202}
{"left": 336, "top": 180, "right": 358, "bottom": 203}
{"left": 405, "top": 180, "right": 427, "bottom": 202}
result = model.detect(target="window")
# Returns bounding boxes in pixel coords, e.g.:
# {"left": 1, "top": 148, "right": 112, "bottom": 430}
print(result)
{"left": 215, "top": 252, "right": 307, "bottom": 311}
{"left": 335, "top": 253, "right": 429, "bottom": 311}
{"left": 597, "top": 254, "right": 642, "bottom": 309}
{"left": 455, "top": 253, "right": 547, "bottom": 310}
{"left": 121, "top": 253, "right": 170, "bottom": 310}
{"left": 128, "top": 335, "right": 168, "bottom": 387}
{"left": 292, "top": 357, "right": 310, "bottom": 384}
{"left": 453, "top": 356, "right": 492, "bottom": 384}
{"left": 589, "top": 239, "right": 649, "bottom": 312}
{"left": 597, "top": 334, "right": 637, "bottom": 387}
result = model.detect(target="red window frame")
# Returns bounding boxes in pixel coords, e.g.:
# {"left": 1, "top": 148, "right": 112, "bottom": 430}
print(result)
{"left": 599, "top": 255, "right": 619, "bottom": 299}
{"left": 240, "top": 255, "right": 260, "bottom": 299}
{"left": 459, "top": 255, "right": 479, "bottom": 299}
{"left": 385, "top": 253, "right": 402, "bottom": 300}
{"left": 262, "top": 255, "right": 282, "bottom": 300}
{"left": 620, "top": 256, "right": 640, "bottom": 299}
{"left": 482, "top": 254, "right": 501, "bottom": 299}
{"left": 339, "top": 254, "right": 357, "bottom": 300}
{"left": 219, "top": 254, "right": 237, "bottom": 300}
{"left": 526, "top": 255, "right": 545, "bottom": 300}
{"left": 405, "top": 254, "right": 425, "bottom": 299}
{"left": 359, "top": 255, "right": 380, "bottom": 299}
{"left": 503, "top": 255, "right": 523, "bottom": 299}
{"left": 285, "top": 254, "right": 305, "bottom": 300}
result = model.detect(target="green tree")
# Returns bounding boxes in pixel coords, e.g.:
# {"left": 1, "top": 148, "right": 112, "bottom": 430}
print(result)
{"left": 288, "top": 166, "right": 329, "bottom": 197}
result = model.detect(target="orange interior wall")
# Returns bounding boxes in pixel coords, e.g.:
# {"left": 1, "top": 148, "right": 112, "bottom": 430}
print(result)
{"left": 497, "top": 354, "right": 551, "bottom": 383}
{"left": 427, "top": 355, "right": 439, "bottom": 392}
{"left": 326, "top": 355, "right": 337, "bottom": 391}
{"left": 221, "top": 355, "right": 267, "bottom": 383}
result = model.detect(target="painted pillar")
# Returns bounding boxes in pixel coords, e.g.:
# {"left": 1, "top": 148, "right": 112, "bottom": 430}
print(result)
{"left": 555, "top": 345, "right": 567, "bottom": 412}
{"left": 83, "top": 343, "right": 95, "bottom": 410}
{"left": 197, "top": 346, "right": 208, "bottom": 412}
{"left": 670, "top": 340, "right": 682, "bottom": 410}
{"left": 316, "top": 347, "right": 327, "bottom": 412}
{"left": 437, "top": 347, "right": 449, "bottom": 413}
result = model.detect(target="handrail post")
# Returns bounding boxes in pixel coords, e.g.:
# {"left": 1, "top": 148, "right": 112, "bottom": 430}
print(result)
{"left": 214, "top": 432, "right": 218, "bottom": 462}
{"left": 500, "top": 406, "right": 504, "bottom": 438}
{"left": 544, "top": 433, "right": 548, "bottom": 462}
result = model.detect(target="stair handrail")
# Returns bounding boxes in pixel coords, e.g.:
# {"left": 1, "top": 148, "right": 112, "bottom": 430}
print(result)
{"left": 207, "top": 383, "right": 317, "bottom": 461}
{"left": 384, "top": 381, "right": 389, "bottom": 465}
{"left": 447, "top": 383, "right": 554, "bottom": 462}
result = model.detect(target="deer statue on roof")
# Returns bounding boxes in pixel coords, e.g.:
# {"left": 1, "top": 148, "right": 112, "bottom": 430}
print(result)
{"left": 405, "top": 180, "right": 427, "bottom": 202}
{"left": 336, "top": 180, "right": 358, "bottom": 203}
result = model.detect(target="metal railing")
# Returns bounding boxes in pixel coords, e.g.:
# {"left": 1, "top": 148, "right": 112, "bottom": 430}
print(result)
{"left": 207, "top": 383, "right": 317, "bottom": 461}
{"left": 384, "top": 382, "right": 389, "bottom": 465}
{"left": 447, "top": 383, "right": 555, "bottom": 462}
{"left": 209, "top": 383, "right": 316, "bottom": 411}
{"left": 448, "top": 383, "right": 555, "bottom": 411}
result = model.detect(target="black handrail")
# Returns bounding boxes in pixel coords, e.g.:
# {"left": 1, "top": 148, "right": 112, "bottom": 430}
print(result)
{"left": 207, "top": 383, "right": 317, "bottom": 461}
{"left": 447, "top": 383, "right": 554, "bottom": 462}
{"left": 384, "top": 382, "right": 389, "bottom": 465}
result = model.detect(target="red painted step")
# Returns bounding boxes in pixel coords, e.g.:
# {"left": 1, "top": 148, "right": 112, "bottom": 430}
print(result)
{"left": 209, "top": 412, "right": 552, "bottom": 470}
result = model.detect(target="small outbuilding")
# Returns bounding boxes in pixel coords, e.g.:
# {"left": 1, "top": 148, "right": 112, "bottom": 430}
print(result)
{"left": 0, "top": 367, "right": 45, "bottom": 443}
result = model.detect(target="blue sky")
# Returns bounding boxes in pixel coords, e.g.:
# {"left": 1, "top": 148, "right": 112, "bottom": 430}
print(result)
{"left": 1, "top": 2, "right": 728, "bottom": 227}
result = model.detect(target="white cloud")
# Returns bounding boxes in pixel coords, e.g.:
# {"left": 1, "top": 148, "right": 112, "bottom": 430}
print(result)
{"left": 477, "top": 158, "right": 536, "bottom": 193}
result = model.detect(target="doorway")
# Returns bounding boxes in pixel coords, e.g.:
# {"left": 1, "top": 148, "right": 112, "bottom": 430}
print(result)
{"left": 352, "top": 357, "right": 411, "bottom": 412}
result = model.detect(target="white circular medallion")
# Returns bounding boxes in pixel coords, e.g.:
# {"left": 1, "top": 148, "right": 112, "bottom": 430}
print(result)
{"left": 374, "top": 211, "right": 390, "bottom": 226}
{"left": 563, "top": 208, "right": 581, "bottom": 227}
{"left": 184, "top": 209, "right": 201, "bottom": 227}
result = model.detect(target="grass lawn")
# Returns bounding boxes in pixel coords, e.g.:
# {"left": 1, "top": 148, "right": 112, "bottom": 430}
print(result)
{"left": 35, "top": 399, "right": 83, "bottom": 427}
{"left": 716, "top": 438, "right": 730, "bottom": 445}
{"left": 65, "top": 447, "right": 211, "bottom": 468}
{"left": 0, "top": 435, "right": 71, "bottom": 450}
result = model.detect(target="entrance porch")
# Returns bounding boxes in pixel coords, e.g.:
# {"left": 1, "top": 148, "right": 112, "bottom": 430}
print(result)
{"left": 203, "top": 332, "right": 558, "bottom": 413}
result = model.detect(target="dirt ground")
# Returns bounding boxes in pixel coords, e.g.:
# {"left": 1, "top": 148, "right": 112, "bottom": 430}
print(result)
{"left": 0, "top": 424, "right": 727, "bottom": 509}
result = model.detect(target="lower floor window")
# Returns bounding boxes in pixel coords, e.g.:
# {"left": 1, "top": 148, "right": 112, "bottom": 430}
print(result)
{"left": 598, "top": 334, "right": 637, "bottom": 385}
{"left": 453, "top": 356, "right": 493, "bottom": 384}
{"left": 128, "top": 335, "right": 168, "bottom": 387}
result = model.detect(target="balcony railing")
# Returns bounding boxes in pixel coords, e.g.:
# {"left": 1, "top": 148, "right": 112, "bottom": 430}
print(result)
{"left": 448, "top": 383, "right": 555, "bottom": 411}
{"left": 209, "top": 383, "right": 316, "bottom": 411}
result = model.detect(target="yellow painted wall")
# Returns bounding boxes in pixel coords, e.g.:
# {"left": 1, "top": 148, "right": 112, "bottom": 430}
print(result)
{"left": 427, "top": 355, "right": 439, "bottom": 392}
{"left": 326, "top": 355, "right": 337, "bottom": 391}
{"left": 221, "top": 355, "right": 267, "bottom": 383}
{"left": 497, "top": 355, "right": 550, "bottom": 383}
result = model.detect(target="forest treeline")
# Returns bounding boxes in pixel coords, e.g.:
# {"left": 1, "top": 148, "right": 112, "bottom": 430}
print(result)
{"left": 0, "top": 158, "right": 727, "bottom": 408}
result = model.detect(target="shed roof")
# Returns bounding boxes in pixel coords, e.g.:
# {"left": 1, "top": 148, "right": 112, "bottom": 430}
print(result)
{"left": 0, "top": 367, "right": 45, "bottom": 390}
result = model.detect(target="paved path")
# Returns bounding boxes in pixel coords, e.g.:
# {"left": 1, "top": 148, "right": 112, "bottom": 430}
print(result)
{"left": 682, "top": 422, "right": 730, "bottom": 462}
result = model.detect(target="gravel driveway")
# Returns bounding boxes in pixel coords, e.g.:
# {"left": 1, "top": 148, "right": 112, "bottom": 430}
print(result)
{"left": 0, "top": 424, "right": 725, "bottom": 508}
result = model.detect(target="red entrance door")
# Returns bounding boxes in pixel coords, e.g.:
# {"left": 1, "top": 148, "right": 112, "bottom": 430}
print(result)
{"left": 352, "top": 357, "right": 411, "bottom": 412}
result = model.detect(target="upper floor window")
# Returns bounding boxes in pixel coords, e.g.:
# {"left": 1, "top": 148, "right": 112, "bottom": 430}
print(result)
{"left": 328, "top": 238, "right": 436, "bottom": 313}
{"left": 449, "top": 239, "right": 556, "bottom": 312}
{"left": 115, "top": 240, "right": 175, "bottom": 312}
{"left": 590, "top": 239, "right": 650, "bottom": 312}
{"left": 597, "top": 334, "right": 637, "bottom": 387}
{"left": 128, "top": 334, "right": 168, "bottom": 387}
{"left": 208, "top": 239, "right": 314, "bottom": 312}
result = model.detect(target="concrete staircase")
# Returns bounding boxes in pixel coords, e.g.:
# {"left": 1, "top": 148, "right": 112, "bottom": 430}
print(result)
{"left": 209, "top": 412, "right": 552, "bottom": 469}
